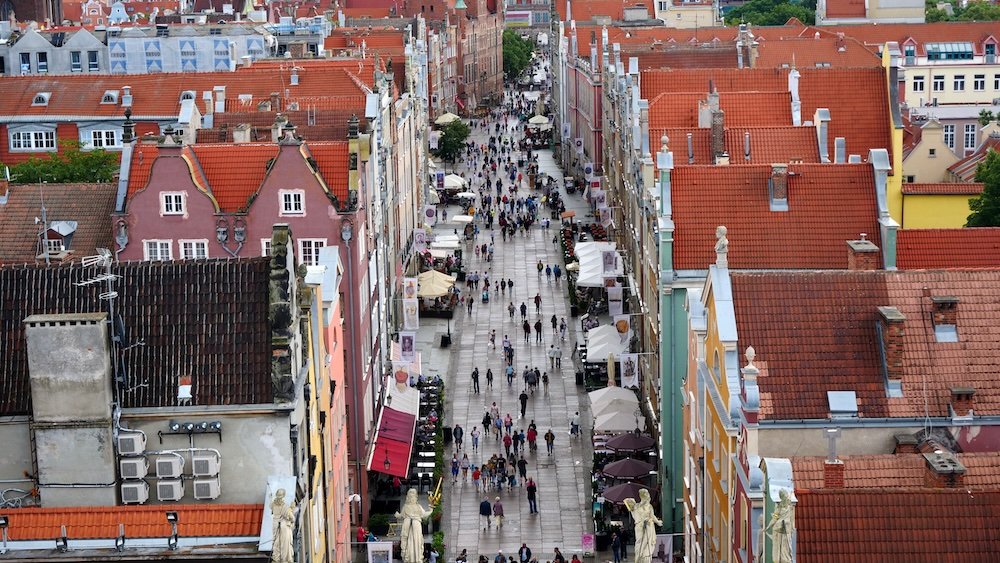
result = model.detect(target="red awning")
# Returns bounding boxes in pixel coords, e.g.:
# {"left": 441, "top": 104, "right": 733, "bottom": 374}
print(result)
{"left": 366, "top": 406, "right": 416, "bottom": 478}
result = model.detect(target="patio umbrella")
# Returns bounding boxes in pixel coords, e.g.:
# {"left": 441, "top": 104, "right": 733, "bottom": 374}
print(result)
{"left": 528, "top": 114, "right": 549, "bottom": 125}
{"left": 416, "top": 269, "right": 456, "bottom": 298}
{"left": 444, "top": 174, "right": 466, "bottom": 188}
{"left": 606, "top": 433, "right": 656, "bottom": 452}
{"left": 601, "top": 482, "right": 650, "bottom": 504}
{"left": 452, "top": 215, "right": 474, "bottom": 224}
{"left": 602, "top": 458, "right": 654, "bottom": 480}
{"left": 427, "top": 190, "right": 441, "bottom": 205}
{"left": 456, "top": 192, "right": 477, "bottom": 199}
{"left": 565, "top": 262, "right": 580, "bottom": 271}
{"left": 560, "top": 210, "right": 576, "bottom": 219}
{"left": 593, "top": 398, "right": 639, "bottom": 418}
{"left": 594, "top": 409, "right": 639, "bottom": 433}
{"left": 435, "top": 112, "right": 460, "bottom": 125}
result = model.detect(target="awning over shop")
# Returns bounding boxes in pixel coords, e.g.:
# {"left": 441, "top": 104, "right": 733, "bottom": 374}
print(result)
{"left": 576, "top": 242, "right": 623, "bottom": 287}
{"left": 584, "top": 325, "right": 628, "bottom": 362}
{"left": 366, "top": 401, "right": 417, "bottom": 478}
{"left": 444, "top": 174, "right": 467, "bottom": 188}
{"left": 417, "top": 269, "right": 457, "bottom": 298}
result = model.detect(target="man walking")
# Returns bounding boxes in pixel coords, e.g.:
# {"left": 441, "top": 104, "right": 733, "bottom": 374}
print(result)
{"left": 518, "top": 544, "right": 532, "bottom": 563}
{"left": 454, "top": 424, "right": 464, "bottom": 450}
{"left": 534, "top": 319, "right": 543, "bottom": 343}
{"left": 492, "top": 497, "right": 505, "bottom": 528}
{"left": 520, "top": 302, "right": 528, "bottom": 321}
{"left": 471, "top": 367, "right": 481, "bottom": 394}
{"left": 526, "top": 477, "right": 538, "bottom": 514}
{"left": 480, "top": 497, "right": 493, "bottom": 530}
{"left": 571, "top": 412, "right": 581, "bottom": 437}
{"left": 519, "top": 390, "right": 529, "bottom": 418}
{"left": 554, "top": 345, "right": 562, "bottom": 368}
{"left": 533, "top": 293, "right": 542, "bottom": 314}
{"left": 544, "top": 429, "right": 555, "bottom": 455}
{"left": 548, "top": 345, "right": 558, "bottom": 369}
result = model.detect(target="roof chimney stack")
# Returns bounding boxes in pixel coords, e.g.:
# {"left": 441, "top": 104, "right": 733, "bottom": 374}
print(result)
{"left": 710, "top": 108, "right": 725, "bottom": 162}
{"left": 846, "top": 233, "right": 880, "bottom": 270}
{"left": 744, "top": 131, "right": 751, "bottom": 161}
{"left": 950, "top": 387, "right": 975, "bottom": 418}
{"left": 814, "top": 108, "right": 831, "bottom": 162}
{"left": 769, "top": 164, "right": 789, "bottom": 211}
{"left": 893, "top": 433, "right": 919, "bottom": 454}
{"left": 877, "top": 306, "right": 906, "bottom": 388}
{"left": 232, "top": 123, "right": 252, "bottom": 144}
{"left": 923, "top": 450, "right": 965, "bottom": 488}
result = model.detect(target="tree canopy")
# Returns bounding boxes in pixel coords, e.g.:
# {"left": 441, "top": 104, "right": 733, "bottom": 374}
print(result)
{"left": 967, "top": 150, "right": 1000, "bottom": 227}
{"left": 503, "top": 30, "right": 534, "bottom": 80}
{"left": 927, "top": 0, "right": 1000, "bottom": 22}
{"left": 724, "top": 0, "right": 815, "bottom": 25}
{"left": 2, "top": 142, "right": 119, "bottom": 183}
{"left": 433, "top": 120, "right": 471, "bottom": 163}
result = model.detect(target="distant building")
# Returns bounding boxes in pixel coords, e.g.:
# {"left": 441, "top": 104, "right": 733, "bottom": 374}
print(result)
{"left": 817, "top": 0, "right": 924, "bottom": 25}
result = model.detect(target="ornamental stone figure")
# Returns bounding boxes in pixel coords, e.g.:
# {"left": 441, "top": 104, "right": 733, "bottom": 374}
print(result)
{"left": 396, "top": 488, "right": 433, "bottom": 563}
{"left": 624, "top": 488, "right": 662, "bottom": 563}
{"left": 270, "top": 489, "right": 295, "bottom": 563}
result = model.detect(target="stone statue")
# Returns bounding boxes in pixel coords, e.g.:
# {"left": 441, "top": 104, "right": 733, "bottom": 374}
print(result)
{"left": 765, "top": 489, "right": 795, "bottom": 563}
{"left": 715, "top": 225, "right": 729, "bottom": 268}
{"left": 624, "top": 489, "right": 662, "bottom": 563}
{"left": 754, "top": 514, "right": 764, "bottom": 562}
{"left": 270, "top": 488, "right": 295, "bottom": 563}
{"left": 396, "top": 488, "right": 433, "bottom": 563}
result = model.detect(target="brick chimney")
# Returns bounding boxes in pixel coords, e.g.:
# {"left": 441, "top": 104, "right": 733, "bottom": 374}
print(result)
{"left": 232, "top": 123, "right": 252, "bottom": 144}
{"left": 710, "top": 108, "right": 725, "bottom": 161}
{"left": 846, "top": 234, "right": 880, "bottom": 270}
{"left": 950, "top": 387, "right": 975, "bottom": 417}
{"left": 769, "top": 164, "right": 789, "bottom": 211}
{"left": 877, "top": 306, "right": 906, "bottom": 382}
{"left": 893, "top": 433, "right": 919, "bottom": 454}
{"left": 923, "top": 450, "right": 965, "bottom": 488}
{"left": 931, "top": 296, "right": 959, "bottom": 326}
{"left": 823, "top": 459, "right": 845, "bottom": 488}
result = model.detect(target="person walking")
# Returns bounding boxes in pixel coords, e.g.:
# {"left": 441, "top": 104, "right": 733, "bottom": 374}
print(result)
{"left": 508, "top": 302, "right": 515, "bottom": 320}
{"left": 504, "top": 413, "right": 514, "bottom": 435}
{"left": 505, "top": 364, "right": 515, "bottom": 386}
{"left": 544, "top": 429, "right": 555, "bottom": 455}
{"left": 552, "top": 548, "right": 566, "bottom": 563}
{"left": 520, "top": 302, "right": 528, "bottom": 321}
{"left": 542, "top": 372, "right": 549, "bottom": 394}
{"left": 518, "top": 544, "right": 532, "bottom": 563}
{"left": 550, "top": 314, "right": 558, "bottom": 334}
{"left": 522, "top": 320, "right": 530, "bottom": 343}
{"left": 472, "top": 465, "right": 482, "bottom": 491}
{"left": 454, "top": 424, "right": 464, "bottom": 450}
{"left": 527, "top": 426, "right": 538, "bottom": 452}
{"left": 517, "top": 455, "right": 528, "bottom": 481}
{"left": 490, "top": 329, "right": 497, "bottom": 349}
{"left": 519, "top": 389, "right": 529, "bottom": 418}
{"left": 548, "top": 345, "right": 558, "bottom": 369}
{"left": 461, "top": 454, "right": 470, "bottom": 480}
{"left": 451, "top": 454, "right": 460, "bottom": 483}
{"left": 526, "top": 477, "right": 538, "bottom": 514}
{"left": 480, "top": 497, "right": 493, "bottom": 530}
{"left": 471, "top": 426, "right": 481, "bottom": 452}
{"left": 492, "top": 497, "right": 505, "bottom": 528}
{"left": 559, "top": 318, "right": 567, "bottom": 341}
{"left": 534, "top": 319, "right": 543, "bottom": 343}
{"left": 611, "top": 533, "right": 622, "bottom": 563}
{"left": 570, "top": 412, "right": 581, "bottom": 438}
{"left": 503, "top": 432, "right": 513, "bottom": 456}
{"left": 533, "top": 293, "right": 542, "bottom": 314}
{"left": 485, "top": 368, "right": 494, "bottom": 389}
{"left": 536, "top": 260, "right": 544, "bottom": 277}
{"left": 471, "top": 367, "right": 480, "bottom": 394}
{"left": 554, "top": 345, "right": 562, "bottom": 368}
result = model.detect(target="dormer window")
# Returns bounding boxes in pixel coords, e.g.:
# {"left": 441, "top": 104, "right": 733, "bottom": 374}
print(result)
{"left": 827, "top": 391, "right": 858, "bottom": 419}
{"left": 32, "top": 92, "right": 51, "bottom": 106}
{"left": 180, "top": 90, "right": 196, "bottom": 102}
{"left": 931, "top": 295, "right": 959, "bottom": 342}
{"left": 101, "top": 90, "right": 118, "bottom": 104}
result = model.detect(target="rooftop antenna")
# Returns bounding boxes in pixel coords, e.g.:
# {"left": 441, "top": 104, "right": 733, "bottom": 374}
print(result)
{"left": 36, "top": 179, "right": 51, "bottom": 266}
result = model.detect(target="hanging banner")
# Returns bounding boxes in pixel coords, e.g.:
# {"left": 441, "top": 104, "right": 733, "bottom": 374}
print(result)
{"left": 402, "top": 298, "right": 420, "bottom": 330}
{"left": 590, "top": 188, "right": 607, "bottom": 208}
{"left": 602, "top": 250, "right": 619, "bottom": 274}
{"left": 619, "top": 353, "right": 639, "bottom": 389}
{"left": 391, "top": 361, "right": 413, "bottom": 389}
{"left": 399, "top": 331, "right": 417, "bottom": 363}
{"left": 562, "top": 123, "right": 571, "bottom": 138}
{"left": 423, "top": 205, "right": 437, "bottom": 227}
{"left": 583, "top": 162, "right": 594, "bottom": 181}
{"left": 597, "top": 206, "right": 612, "bottom": 227}
{"left": 429, "top": 130, "right": 441, "bottom": 150}
{"left": 607, "top": 285, "right": 624, "bottom": 317}
{"left": 403, "top": 277, "right": 418, "bottom": 300}
{"left": 614, "top": 314, "right": 631, "bottom": 344}
{"left": 436, "top": 171, "right": 445, "bottom": 190}
{"left": 413, "top": 230, "right": 428, "bottom": 253}
{"left": 575, "top": 137, "right": 584, "bottom": 154}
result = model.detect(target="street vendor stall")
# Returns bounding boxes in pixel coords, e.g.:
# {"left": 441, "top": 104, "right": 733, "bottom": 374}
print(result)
{"left": 417, "top": 269, "right": 458, "bottom": 318}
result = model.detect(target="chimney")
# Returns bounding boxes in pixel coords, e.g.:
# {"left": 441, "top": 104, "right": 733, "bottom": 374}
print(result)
{"left": 923, "top": 450, "right": 966, "bottom": 488}
{"left": 834, "top": 137, "right": 846, "bottom": 163}
{"left": 836, "top": 32, "right": 846, "bottom": 52}
{"left": 271, "top": 113, "right": 288, "bottom": 142}
{"left": 744, "top": 131, "right": 751, "bottom": 162}
{"left": 950, "top": 387, "right": 975, "bottom": 417}
{"left": 823, "top": 459, "right": 845, "bottom": 488}
{"left": 121, "top": 108, "right": 135, "bottom": 144}
{"left": 788, "top": 69, "right": 801, "bottom": 126}
{"left": 769, "top": 163, "right": 788, "bottom": 211}
{"left": 686, "top": 132, "right": 694, "bottom": 164}
{"left": 893, "top": 433, "right": 919, "bottom": 454}
{"left": 814, "top": 108, "right": 831, "bottom": 162}
{"left": 846, "top": 234, "right": 880, "bottom": 270}
{"left": 290, "top": 66, "right": 301, "bottom": 85}
{"left": 213, "top": 85, "right": 226, "bottom": 113}
{"left": 270, "top": 92, "right": 281, "bottom": 112}
{"left": 232, "top": 123, "right": 252, "bottom": 144}
{"left": 348, "top": 114, "right": 360, "bottom": 139}
{"left": 710, "top": 108, "right": 725, "bottom": 161}
{"left": 203, "top": 91, "right": 214, "bottom": 116}
{"left": 930, "top": 295, "right": 959, "bottom": 326}
{"left": 121, "top": 85, "right": 133, "bottom": 107}
{"left": 877, "top": 306, "right": 906, "bottom": 382}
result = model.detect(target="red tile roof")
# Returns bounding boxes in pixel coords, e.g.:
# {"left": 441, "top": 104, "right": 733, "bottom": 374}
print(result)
{"left": 0, "top": 183, "right": 116, "bottom": 264}
{"left": 640, "top": 68, "right": 790, "bottom": 100}
{"left": 4, "top": 504, "right": 263, "bottom": 541}
{"left": 819, "top": 21, "right": 1000, "bottom": 56}
{"left": 901, "top": 182, "right": 984, "bottom": 195}
{"left": 198, "top": 108, "right": 362, "bottom": 144}
{"left": 753, "top": 36, "right": 881, "bottom": 68}
{"left": 652, "top": 127, "right": 820, "bottom": 165}
{"left": 897, "top": 228, "right": 1000, "bottom": 270}
{"left": 672, "top": 164, "right": 879, "bottom": 270}
{"left": 791, "top": 452, "right": 1000, "bottom": 490}
{"left": 628, "top": 47, "right": 739, "bottom": 71}
{"left": 731, "top": 270, "right": 1000, "bottom": 420}
{"left": 948, "top": 136, "right": 1000, "bottom": 182}
{"left": 0, "top": 60, "right": 376, "bottom": 119}
{"left": 795, "top": 489, "right": 1000, "bottom": 560}
{"left": 307, "top": 142, "right": 351, "bottom": 202}
{"left": 190, "top": 144, "right": 279, "bottom": 212}
{"left": 824, "top": 0, "right": 866, "bottom": 18}
{"left": 125, "top": 143, "right": 159, "bottom": 199}
{"left": 648, "top": 91, "right": 792, "bottom": 129}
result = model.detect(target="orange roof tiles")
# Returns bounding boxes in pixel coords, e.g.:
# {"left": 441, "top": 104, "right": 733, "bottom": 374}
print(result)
{"left": 190, "top": 144, "right": 279, "bottom": 212}
{"left": 820, "top": 21, "right": 1000, "bottom": 55}
{"left": 672, "top": 164, "right": 879, "bottom": 270}
{"left": 652, "top": 127, "right": 820, "bottom": 165}
{"left": 791, "top": 452, "right": 1000, "bottom": 490}
{"left": 640, "top": 68, "right": 789, "bottom": 100}
{"left": 824, "top": 0, "right": 866, "bottom": 18}
{"left": 948, "top": 137, "right": 1000, "bottom": 182}
{"left": 308, "top": 142, "right": 351, "bottom": 202}
{"left": 126, "top": 143, "right": 160, "bottom": 198}
{"left": 754, "top": 36, "right": 881, "bottom": 68}
{"left": 901, "top": 182, "right": 984, "bottom": 195}
{"left": 897, "top": 228, "right": 1000, "bottom": 270}
{"left": 4, "top": 504, "right": 263, "bottom": 541}
{"left": 795, "top": 489, "right": 1000, "bottom": 560}
{"left": 648, "top": 91, "right": 792, "bottom": 129}
{"left": 732, "top": 270, "right": 1000, "bottom": 420}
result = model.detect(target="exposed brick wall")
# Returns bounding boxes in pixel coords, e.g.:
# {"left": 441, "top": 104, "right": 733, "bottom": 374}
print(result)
{"left": 824, "top": 460, "right": 845, "bottom": 488}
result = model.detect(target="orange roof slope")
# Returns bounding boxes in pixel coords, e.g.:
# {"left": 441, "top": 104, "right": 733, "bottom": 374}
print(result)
{"left": 648, "top": 91, "right": 792, "bottom": 129}
{"left": 652, "top": 127, "right": 820, "bottom": 165}
{"left": 792, "top": 452, "right": 1000, "bottom": 490}
{"left": 640, "top": 68, "right": 789, "bottom": 100}
{"left": 754, "top": 36, "right": 881, "bottom": 68}
{"left": 901, "top": 182, "right": 984, "bottom": 195}
{"left": 797, "top": 67, "right": 892, "bottom": 163}
{"left": 5, "top": 504, "right": 263, "bottom": 540}
{"left": 307, "top": 142, "right": 351, "bottom": 202}
{"left": 897, "top": 228, "right": 1000, "bottom": 269}
{"left": 671, "top": 164, "right": 879, "bottom": 270}
{"left": 820, "top": 21, "right": 1000, "bottom": 55}
{"left": 824, "top": 0, "right": 866, "bottom": 18}
{"left": 190, "top": 144, "right": 279, "bottom": 212}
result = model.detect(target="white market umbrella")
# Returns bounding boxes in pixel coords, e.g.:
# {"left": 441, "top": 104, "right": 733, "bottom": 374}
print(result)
{"left": 453, "top": 215, "right": 474, "bottom": 224}
{"left": 416, "top": 269, "right": 457, "bottom": 298}
{"left": 528, "top": 115, "right": 549, "bottom": 125}
{"left": 444, "top": 174, "right": 466, "bottom": 189}
{"left": 435, "top": 112, "right": 460, "bottom": 125}
{"left": 594, "top": 409, "right": 640, "bottom": 433}
{"left": 456, "top": 192, "right": 477, "bottom": 199}
{"left": 593, "top": 397, "right": 639, "bottom": 418}
{"left": 430, "top": 241, "right": 461, "bottom": 250}
{"left": 588, "top": 385, "right": 637, "bottom": 406}
{"left": 427, "top": 190, "right": 441, "bottom": 205}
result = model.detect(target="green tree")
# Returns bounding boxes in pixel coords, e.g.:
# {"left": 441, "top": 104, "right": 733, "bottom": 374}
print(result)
{"left": 966, "top": 150, "right": 1000, "bottom": 226}
{"left": 725, "top": 0, "right": 815, "bottom": 25}
{"left": 433, "top": 119, "right": 471, "bottom": 164}
{"left": 958, "top": 1, "right": 1000, "bottom": 20}
{"left": 2, "top": 141, "right": 119, "bottom": 183}
{"left": 980, "top": 110, "right": 996, "bottom": 127}
{"left": 503, "top": 30, "right": 534, "bottom": 80}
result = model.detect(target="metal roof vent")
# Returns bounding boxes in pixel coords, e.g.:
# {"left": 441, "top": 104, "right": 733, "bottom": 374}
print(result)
{"left": 827, "top": 391, "right": 858, "bottom": 419}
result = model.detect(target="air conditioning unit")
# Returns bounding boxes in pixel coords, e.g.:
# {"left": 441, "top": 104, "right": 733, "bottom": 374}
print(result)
{"left": 121, "top": 481, "right": 149, "bottom": 504}
{"left": 156, "top": 479, "right": 184, "bottom": 501}
{"left": 118, "top": 432, "right": 146, "bottom": 456}
{"left": 193, "top": 477, "right": 221, "bottom": 500}
{"left": 119, "top": 457, "right": 149, "bottom": 480}
{"left": 192, "top": 452, "right": 221, "bottom": 477}
{"left": 155, "top": 456, "right": 184, "bottom": 479}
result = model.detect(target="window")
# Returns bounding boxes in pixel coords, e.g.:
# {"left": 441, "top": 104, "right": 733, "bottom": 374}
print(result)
{"left": 657, "top": 0, "right": 668, "bottom": 9}
{"left": 965, "top": 124, "right": 977, "bottom": 150}
{"left": 144, "top": 240, "right": 172, "bottom": 261}
{"left": 90, "top": 130, "right": 119, "bottom": 149}
{"left": 10, "top": 130, "right": 56, "bottom": 150}
{"left": 299, "top": 239, "right": 326, "bottom": 266}
{"left": 995, "top": 74, "right": 1000, "bottom": 90}
{"left": 45, "top": 238, "right": 64, "bottom": 253}
{"left": 36, "top": 52, "right": 47, "bottom": 73}
{"left": 88, "top": 51, "right": 99, "bottom": 72}
{"left": 926, "top": 42, "right": 973, "bottom": 61}
{"left": 912, "top": 76, "right": 924, "bottom": 92}
{"left": 280, "top": 190, "right": 305, "bottom": 215}
{"left": 904, "top": 175, "right": 915, "bottom": 183}
{"left": 943, "top": 125, "right": 955, "bottom": 149}
{"left": 179, "top": 239, "right": 209, "bottom": 259}
{"left": 953, "top": 75, "right": 965, "bottom": 91}
{"left": 161, "top": 192, "right": 185, "bottom": 215}
{"left": 261, "top": 239, "right": 272, "bottom": 256}
{"left": 929, "top": 148, "right": 937, "bottom": 157}
{"left": 933, "top": 75, "right": 945, "bottom": 92}
{"left": 974, "top": 74, "right": 985, "bottom": 91}
{"left": 19, "top": 52, "right": 30, "bottom": 73}
{"left": 70, "top": 51, "right": 82, "bottom": 72}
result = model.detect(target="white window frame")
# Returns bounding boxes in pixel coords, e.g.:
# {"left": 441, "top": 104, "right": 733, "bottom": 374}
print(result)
{"left": 70, "top": 51, "right": 82, "bottom": 72}
{"left": 911, "top": 76, "right": 924, "bottom": 92}
{"left": 974, "top": 74, "right": 985, "bottom": 91}
{"left": 143, "top": 240, "right": 172, "bottom": 261}
{"left": 89, "top": 129, "right": 119, "bottom": 149}
{"left": 298, "top": 238, "right": 327, "bottom": 266}
{"left": 965, "top": 124, "right": 977, "bottom": 150}
{"left": 933, "top": 75, "right": 945, "bottom": 92}
{"left": 160, "top": 192, "right": 185, "bottom": 215}
{"left": 280, "top": 189, "right": 305, "bottom": 216}
{"left": 178, "top": 239, "right": 209, "bottom": 259}
{"left": 943, "top": 125, "right": 955, "bottom": 149}
{"left": 10, "top": 130, "right": 56, "bottom": 151}
{"left": 261, "top": 238, "right": 272, "bottom": 256}
{"left": 995, "top": 74, "right": 1000, "bottom": 91}
{"left": 953, "top": 75, "right": 965, "bottom": 92}
{"left": 45, "top": 238, "right": 64, "bottom": 253}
